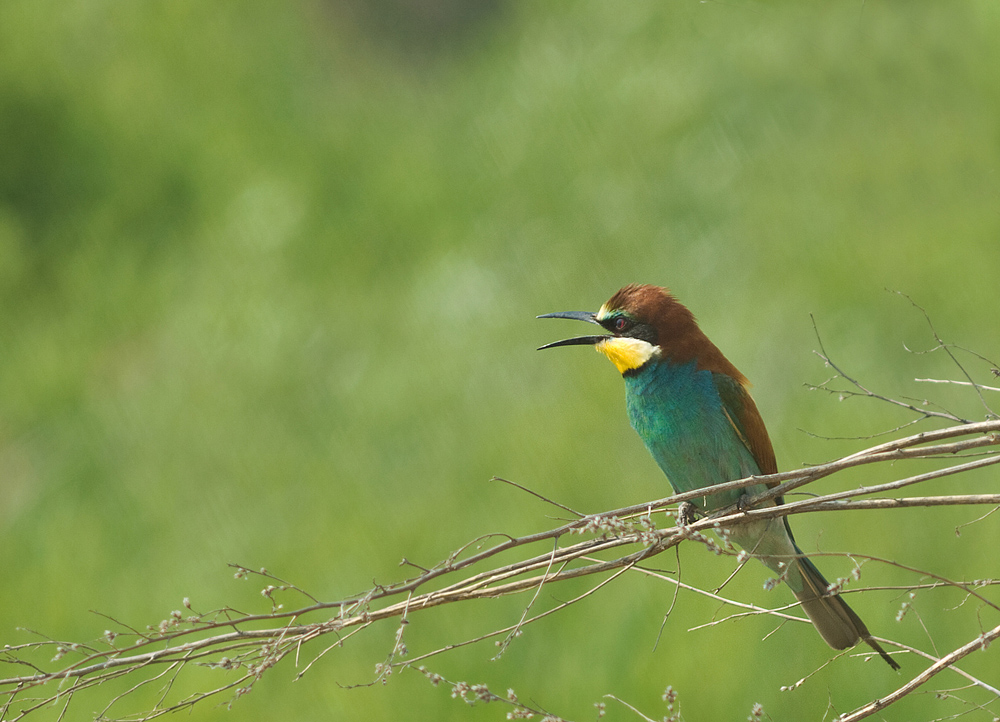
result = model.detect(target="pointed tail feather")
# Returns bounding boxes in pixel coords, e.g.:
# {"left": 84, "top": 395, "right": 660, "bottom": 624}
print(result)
{"left": 793, "top": 556, "right": 900, "bottom": 671}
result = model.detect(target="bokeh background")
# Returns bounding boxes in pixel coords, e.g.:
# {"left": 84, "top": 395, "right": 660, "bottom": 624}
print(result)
{"left": 2, "top": 0, "right": 998, "bottom": 719}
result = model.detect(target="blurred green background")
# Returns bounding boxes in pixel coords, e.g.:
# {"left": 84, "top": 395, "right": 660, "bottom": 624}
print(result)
{"left": 2, "top": 0, "right": 998, "bottom": 719}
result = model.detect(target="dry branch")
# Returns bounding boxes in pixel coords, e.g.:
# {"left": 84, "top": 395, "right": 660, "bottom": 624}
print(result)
{"left": 837, "top": 623, "right": 1000, "bottom": 722}
{"left": 1, "top": 417, "right": 998, "bottom": 721}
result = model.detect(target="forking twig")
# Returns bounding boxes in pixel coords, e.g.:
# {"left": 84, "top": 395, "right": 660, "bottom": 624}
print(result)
{"left": 892, "top": 289, "right": 1000, "bottom": 420}
{"left": 806, "top": 312, "right": 971, "bottom": 425}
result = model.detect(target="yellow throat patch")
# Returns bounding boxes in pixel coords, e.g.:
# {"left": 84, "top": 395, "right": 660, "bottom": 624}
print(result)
{"left": 596, "top": 337, "right": 659, "bottom": 374}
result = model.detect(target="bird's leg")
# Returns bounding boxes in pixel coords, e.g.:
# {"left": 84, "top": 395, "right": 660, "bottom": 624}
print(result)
{"left": 735, "top": 493, "right": 754, "bottom": 513}
{"left": 676, "top": 501, "right": 697, "bottom": 526}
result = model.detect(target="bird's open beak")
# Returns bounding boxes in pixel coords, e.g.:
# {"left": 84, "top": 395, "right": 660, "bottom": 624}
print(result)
{"left": 536, "top": 311, "right": 610, "bottom": 350}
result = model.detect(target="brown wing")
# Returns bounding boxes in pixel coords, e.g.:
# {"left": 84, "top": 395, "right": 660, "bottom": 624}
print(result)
{"left": 713, "top": 372, "right": 779, "bottom": 479}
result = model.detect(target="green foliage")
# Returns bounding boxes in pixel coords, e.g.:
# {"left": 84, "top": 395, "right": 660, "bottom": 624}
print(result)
{"left": 1, "top": 0, "right": 998, "bottom": 719}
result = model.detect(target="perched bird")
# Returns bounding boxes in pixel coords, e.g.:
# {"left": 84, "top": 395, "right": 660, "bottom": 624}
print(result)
{"left": 539, "top": 283, "right": 898, "bottom": 669}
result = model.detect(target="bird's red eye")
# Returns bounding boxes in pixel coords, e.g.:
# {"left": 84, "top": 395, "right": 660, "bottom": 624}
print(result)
{"left": 613, "top": 317, "right": 629, "bottom": 332}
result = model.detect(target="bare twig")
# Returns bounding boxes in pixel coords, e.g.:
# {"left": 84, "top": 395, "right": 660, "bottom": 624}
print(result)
{"left": 916, "top": 378, "right": 1000, "bottom": 394}
{"left": 892, "top": 290, "right": 999, "bottom": 420}
{"left": 836, "top": 624, "right": 1000, "bottom": 722}
{"left": 807, "top": 313, "right": 971, "bottom": 424}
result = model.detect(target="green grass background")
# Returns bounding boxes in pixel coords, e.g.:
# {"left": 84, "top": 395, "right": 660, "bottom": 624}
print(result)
{"left": 2, "top": 1, "right": 998, "bottom": 719}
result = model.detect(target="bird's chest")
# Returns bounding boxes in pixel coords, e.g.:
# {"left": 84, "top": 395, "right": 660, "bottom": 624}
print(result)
{"left": 623, "top": 363, "right": 758, "bottom": 507}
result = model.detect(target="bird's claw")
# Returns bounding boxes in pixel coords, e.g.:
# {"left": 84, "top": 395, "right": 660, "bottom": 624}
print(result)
{"left": 677, "top": 501, "right": 696, "bottom": 526}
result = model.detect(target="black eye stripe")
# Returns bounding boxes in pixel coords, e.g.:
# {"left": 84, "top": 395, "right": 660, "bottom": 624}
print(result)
{"left": 600, "top": 314, "right": 633, "bottom": 333}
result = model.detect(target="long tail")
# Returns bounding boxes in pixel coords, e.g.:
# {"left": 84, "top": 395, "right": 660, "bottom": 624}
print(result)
{"left": 793, "top": 554, "right": 900, "bottom": 670}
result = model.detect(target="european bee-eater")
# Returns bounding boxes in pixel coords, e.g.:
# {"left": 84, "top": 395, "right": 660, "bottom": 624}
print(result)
{"left": 539, "top": 283, "right": 898, "bottom": 669}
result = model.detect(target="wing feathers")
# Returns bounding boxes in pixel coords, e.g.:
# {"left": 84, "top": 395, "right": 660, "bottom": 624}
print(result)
{"left": 712, "top": 373, "right": 778, "bottom": 477}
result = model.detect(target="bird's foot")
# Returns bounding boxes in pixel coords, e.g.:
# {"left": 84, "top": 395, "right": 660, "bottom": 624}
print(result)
{"left": 736, "top": 493, "right": 754, "bottom": 513}
{"left": 676, "top": 501, "right": 696, "bottom": 527}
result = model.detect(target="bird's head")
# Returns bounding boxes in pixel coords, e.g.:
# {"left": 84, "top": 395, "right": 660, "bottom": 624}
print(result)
{"left": 539, "top": 284, "right": 744, "bottom": 380}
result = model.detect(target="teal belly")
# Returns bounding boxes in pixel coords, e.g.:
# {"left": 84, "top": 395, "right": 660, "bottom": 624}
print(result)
{"left": 623, "top": 360, "right": 801, "bottom": 582}
{"left": 624, "top": 360, "right": 762, "bottom": 512}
